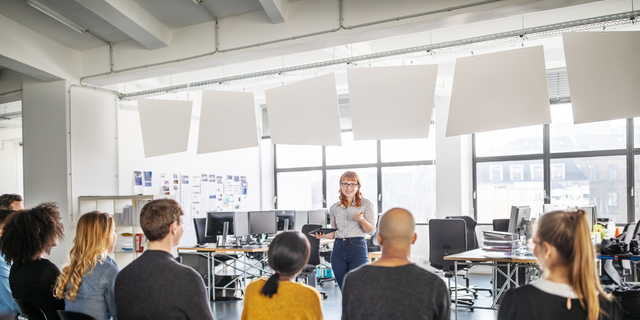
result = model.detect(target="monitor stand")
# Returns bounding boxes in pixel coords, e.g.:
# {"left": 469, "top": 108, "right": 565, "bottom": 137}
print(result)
{"left": 217, "top": 221, "right": 243, "bottom": 248}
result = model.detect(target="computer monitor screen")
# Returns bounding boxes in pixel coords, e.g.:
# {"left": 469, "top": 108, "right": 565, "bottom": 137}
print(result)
{"left": 294, "top": 211, "right": 308, "bottom": 231}
{"left": 579, "top": 205, "right": 597, "bottom": 232}
{"left": 326, "top": 211, "right": 331, "bottom": 227}
{"left": 308, "top": 210, "right": 327, "bottom": 227}
{"left": 194, "top": 218, "right": 216, "bottom": 245}
{"left": 276, "top": 210, "right": 295, "bottom": 231}
{"left": 205, "top": 211, "right": 235, "bottom": 237}
{"left": 508, "top": 206, "right": 531, "bottom": 234}
{"left": 248, "top": 211, "right": 277, "bottom": 235}
{"left": 234, "top": 211, "right": 250, "bottom": 237}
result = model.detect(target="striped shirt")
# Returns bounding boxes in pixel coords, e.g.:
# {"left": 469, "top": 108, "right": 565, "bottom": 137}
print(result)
{"left": 330, "top": 198, "right": 376, "bottom": 238}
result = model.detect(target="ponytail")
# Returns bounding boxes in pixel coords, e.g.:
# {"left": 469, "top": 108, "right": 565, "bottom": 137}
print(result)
{"left": 537, "top": 210, "right": 611, "bottom": 320}
{"left": 570, "top": 211, "right": 608, "bottom": 320}
{"left": 261, "top": 273, "right": 280, "bottom": 298}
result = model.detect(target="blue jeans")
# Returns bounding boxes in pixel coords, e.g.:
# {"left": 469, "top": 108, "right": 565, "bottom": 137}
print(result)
{"left": 331, "top": 237, "right": 368, "bottom": 291}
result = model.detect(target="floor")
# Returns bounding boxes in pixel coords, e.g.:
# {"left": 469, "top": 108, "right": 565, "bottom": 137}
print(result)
{"left": 209, "top": 273, "right": 499, "bottom": 320}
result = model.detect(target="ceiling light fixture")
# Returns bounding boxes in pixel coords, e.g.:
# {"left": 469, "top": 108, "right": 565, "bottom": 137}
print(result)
{"left": 27, "top": 0, "right": 88, "bottom": 34}
{"left": 192, "top": 0, "right": 202, "bottom": 4}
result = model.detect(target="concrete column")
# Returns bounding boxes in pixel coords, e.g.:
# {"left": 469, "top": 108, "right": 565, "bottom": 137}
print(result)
{"left": 21, "top": 78, "right": 71, "bottom": 266}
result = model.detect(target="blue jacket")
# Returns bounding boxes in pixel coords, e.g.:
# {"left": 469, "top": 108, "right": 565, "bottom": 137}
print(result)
{"left": 0, "top": 253, "right": 19, "bottom": 316}
{"left": 65, "top": 255, "right": 119, "bottom": 320}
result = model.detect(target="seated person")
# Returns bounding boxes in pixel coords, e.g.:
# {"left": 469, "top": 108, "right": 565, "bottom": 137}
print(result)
{"left": 242, "top": 231, "right": 322, "bottom": 320}
{"left": 498, "top": 210, "right": 623, "bottom": 320}
{"left": 0, "top": 203, "right": 65, "bottom": 320}
{"left": 342, "top": 208, "right": 449, "bottom": 320}
{"left": 55, "top": 211, "right": 119, "bottom": 320}
{"left": 115, "top": 199, "right": 213, "bottom": 320}
{"left": 0, "top": 210, "right": 19, "bottom": 317}
{"left": 0, "top": 194, "right": 21, "bottom": 211}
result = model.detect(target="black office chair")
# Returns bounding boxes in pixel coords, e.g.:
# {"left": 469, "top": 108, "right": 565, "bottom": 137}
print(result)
{"left": 429, "top": 218, "right": 475, "bottom": 309}
{"left": 446, "top": 216, "right": 492, "bottom": 296}
{"left": 57, "top": 311, "right": 97, "bottom": 320}
{"left": 298, "top": 224, "right": 328, "bottom": 299}
{"left": 493, "top": 219, "right": 510, "bottom": 232}
{"left": 14, "top": 299, "right": 47, "bottom": 320}
{"left": 366, "top": 231, "right": 380, "bottom": 252}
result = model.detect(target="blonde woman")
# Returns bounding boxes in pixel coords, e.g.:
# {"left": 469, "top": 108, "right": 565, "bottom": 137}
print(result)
{"left": 55, "top": 211, "right": 118, "bottom": 320}
{"left": 498, "top": 210, "right": 623, "bottom": 320}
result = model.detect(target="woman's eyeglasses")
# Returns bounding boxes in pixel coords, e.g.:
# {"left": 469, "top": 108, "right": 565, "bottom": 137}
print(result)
{"left": 340, "top": 182, "right": 358, "bottom": 189}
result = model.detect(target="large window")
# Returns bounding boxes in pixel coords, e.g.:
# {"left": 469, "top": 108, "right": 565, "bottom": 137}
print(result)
{"left": 476, "top": 160, "right": 544, "bottom": 223}
{"left": 275, "top": 135, "right": 436, "bottom": 222}
{"left": 474, "top": 103, "right": 637, "bottom": 224}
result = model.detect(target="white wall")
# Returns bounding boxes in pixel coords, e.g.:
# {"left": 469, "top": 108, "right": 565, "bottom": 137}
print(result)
{"left": 0, "top": 128, "right": 23, "bottom": 195}
{"left": 117, "top": 98, "right": 262, "bottom": 246}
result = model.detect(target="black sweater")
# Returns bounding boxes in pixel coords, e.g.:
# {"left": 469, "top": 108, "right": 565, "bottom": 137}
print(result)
{"left": 342, "top": 264, "right": 450, "bottom": 320}
{"left": 498, "top": 285, "right": 623, "bottom": 320}
{"left": 9, "top": 258, "right": 65, "bottom": 320}
{"left": 115, "top": 250, "right": 214, "bottom": 320}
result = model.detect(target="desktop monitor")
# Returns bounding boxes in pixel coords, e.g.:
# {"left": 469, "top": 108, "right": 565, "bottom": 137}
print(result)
{"left": 205, "top": 211, "right": 235, "bottom": 237}
{"left": 508, "top": 206, "right": 532, "bottom": 234}
{"left": 276, "top": 210, "right": 295, "bottom": 231}
{"left": 308, "top": 210, "right": 327, "bottom": 228}
{"left": 194, "top": 218, "right": 216, "bottom": 245}
{"left": 248, "top": 211, "right": 278, "bottom": 235}
{"left": 543, "top": 204, "right": 563, "bottom": 214}
{"left": 579, "top": 205, "right": 597, "bottom": 232}
{"left": 234, "top": 211, "right": 250, "bottom": 237}
{"left": 293, "top": 211, "right": 308, "bottom": 231}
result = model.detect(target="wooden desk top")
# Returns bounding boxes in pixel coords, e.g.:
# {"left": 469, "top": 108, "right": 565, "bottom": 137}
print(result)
{"left": 177, "top": 245, "right": 270, "bottom": 253}
{"left": 444, "top": 249, "right": 538, "bottom": 264}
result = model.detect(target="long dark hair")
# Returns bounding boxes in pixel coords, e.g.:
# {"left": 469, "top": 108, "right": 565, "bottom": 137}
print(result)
{"left": 261, "top": 231, "right": 310, "bottom": 298}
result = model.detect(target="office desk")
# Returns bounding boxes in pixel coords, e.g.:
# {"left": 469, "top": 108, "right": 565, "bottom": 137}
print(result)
{"left": 444, "top": 249, "right": 538, "bottom": 320}
{"left": 178, "top": 245, "right": 270, "bottom": 301}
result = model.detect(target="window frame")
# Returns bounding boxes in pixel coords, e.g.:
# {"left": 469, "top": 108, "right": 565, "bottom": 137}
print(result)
{"left": 473, "top": 117, "right": 638, "bottom": 224}
{"left": 272, "top": 131, "right": 436, "bottom": 221}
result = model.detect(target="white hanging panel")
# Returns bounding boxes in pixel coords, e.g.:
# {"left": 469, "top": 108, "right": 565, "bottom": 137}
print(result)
{"left": 138, "top": 99, "right": 193, "bottom": 157}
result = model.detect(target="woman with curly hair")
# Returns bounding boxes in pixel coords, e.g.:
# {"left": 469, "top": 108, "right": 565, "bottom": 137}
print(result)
{"left": 0, "top": 202, "right": 65, "bottom": 320}
{"left": 55, "top": 211, "right": 118, "bottom": 320}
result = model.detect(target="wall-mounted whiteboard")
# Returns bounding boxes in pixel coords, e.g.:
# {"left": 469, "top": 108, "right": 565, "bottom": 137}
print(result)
{"left": 197, "top": 90, "right": 259, "bottom": 154}
{"left": 347, "top": 65, "right": 437, "bottom": 140}
{"left": 138, "top": 99, "right": 192, "bottom": 157}
{"left": 265, "top": 73, "right": 342, "bottom": 146}
{"left": 563, "top": 31, "right": 640, "bottom": 124}
{"left": 446, "top": 46, "right": 551, "bottom": 137}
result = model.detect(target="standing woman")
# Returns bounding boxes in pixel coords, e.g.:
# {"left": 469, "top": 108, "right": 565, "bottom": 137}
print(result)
{"left": 55, "top": 211, "right": 119, "bottom": 320}
{"left": 498, "top": 210, "right": 622, "bottom": 320}
{"left": 0, "top": 202, "right": 65, "bottom": 320}
{"left": 314, "top": 171, "right": 376, "bottom": 290}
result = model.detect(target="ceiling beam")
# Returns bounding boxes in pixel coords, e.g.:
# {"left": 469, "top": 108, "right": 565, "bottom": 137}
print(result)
{"left": 75, "top": 0, "right": 170, "bottom": 50}
{"left": 258, "top": 0, "right": 288, "bottom": 24}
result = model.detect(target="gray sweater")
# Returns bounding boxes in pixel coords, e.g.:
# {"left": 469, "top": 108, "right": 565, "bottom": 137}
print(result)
{"left": 342, "top": 263, "right": 450, "bottom": 320}
{"left": 114, "top": 250, "right": 214, "bottom": 320}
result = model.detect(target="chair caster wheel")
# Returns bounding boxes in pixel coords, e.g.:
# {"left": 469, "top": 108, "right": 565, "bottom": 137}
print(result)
{"left": 321, "top": 292, "right": 328, "bottom": 300}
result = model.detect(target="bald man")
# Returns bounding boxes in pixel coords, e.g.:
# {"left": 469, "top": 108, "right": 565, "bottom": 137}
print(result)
{"left": 341, "top": 208, "right": 450, "bottom": 320}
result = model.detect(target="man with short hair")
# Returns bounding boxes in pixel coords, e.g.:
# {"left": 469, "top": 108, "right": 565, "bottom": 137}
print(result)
{"left": 341, "top": 208, "right": 450, "bottom": 320}
{"left": 0, "top": 194, "right": 22, "bottom": 211}
{"left": 115, "top": 199, "right": 214, "bottom": 320}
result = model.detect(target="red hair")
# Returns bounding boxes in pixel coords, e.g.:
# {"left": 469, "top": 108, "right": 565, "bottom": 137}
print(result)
{"left": 339, "top": 171, "right": 363, "bottom": 208}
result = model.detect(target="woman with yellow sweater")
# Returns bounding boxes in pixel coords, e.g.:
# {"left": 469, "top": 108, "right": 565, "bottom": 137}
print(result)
{"left": 242, "top": 231, "right": 323, "bottom": 320}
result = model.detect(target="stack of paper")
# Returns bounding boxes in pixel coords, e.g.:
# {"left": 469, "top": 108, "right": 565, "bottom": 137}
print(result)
{"left": 482, "top": 231, "right": 518, "bottom": 251}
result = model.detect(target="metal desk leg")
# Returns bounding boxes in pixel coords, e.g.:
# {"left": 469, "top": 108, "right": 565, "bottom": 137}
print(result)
{"left": 244, "top": 253, "right": 247, "bottom": 295}
{"left": 515, "top": 264, "right": 519, "bottom": 287}
{"left": 507, "top": 263, "right": 511, "bottom": 290}
{"left": 208, "top": 252, "right": 213, "bottom": 302}
{"left": 454, "top": 260, "right": 458, "bottom": 320}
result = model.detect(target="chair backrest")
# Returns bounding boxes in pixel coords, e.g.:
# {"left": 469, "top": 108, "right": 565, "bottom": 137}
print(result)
{"left": 493, "top": 219, "right": 510, "bottom": 232}
{"left": 447, "top": 215, "right": 478, "bottom": 250}
{"left": 14, "top": 299, "right": 47, "bottom": 320}
{"left": 429, "top": 219, "right": 467, "bottom": 271}
{"left": 57, "top": 311, "right": 97, "bottom": 320}
{"left": 194, "top": 218, "right": 216, "bottom": 245}
{"left": 301, "top": 224, "right": 322, "bottom": 266}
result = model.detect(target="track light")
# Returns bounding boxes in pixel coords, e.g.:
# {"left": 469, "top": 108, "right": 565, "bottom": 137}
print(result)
{"left": 192, "top": 0, "right": 202, "bottom": 4}
{"left": 27, "top": 0, "right": 87, "bottom": 34}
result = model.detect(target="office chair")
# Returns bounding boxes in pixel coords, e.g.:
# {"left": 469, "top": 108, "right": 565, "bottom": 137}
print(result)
{"left": 14, "top": 299, "right": 47, "bottom": 320}
{"left": 492, "top": 219, "right": 510, "bottom": 232}
{"left": 446, "top": 216, "right": 492, "bottom": 295}
{"left": 429, "top": 218, "right": 475, "bottom": 309}
{"left": 366, "top": 230, "right": 380, "bottom": 253}
{"left": 298, "top": 224, "right": 328, "bottom": 299}
{"left": 57, "top": 311, "right": 97, "bottom": 320}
